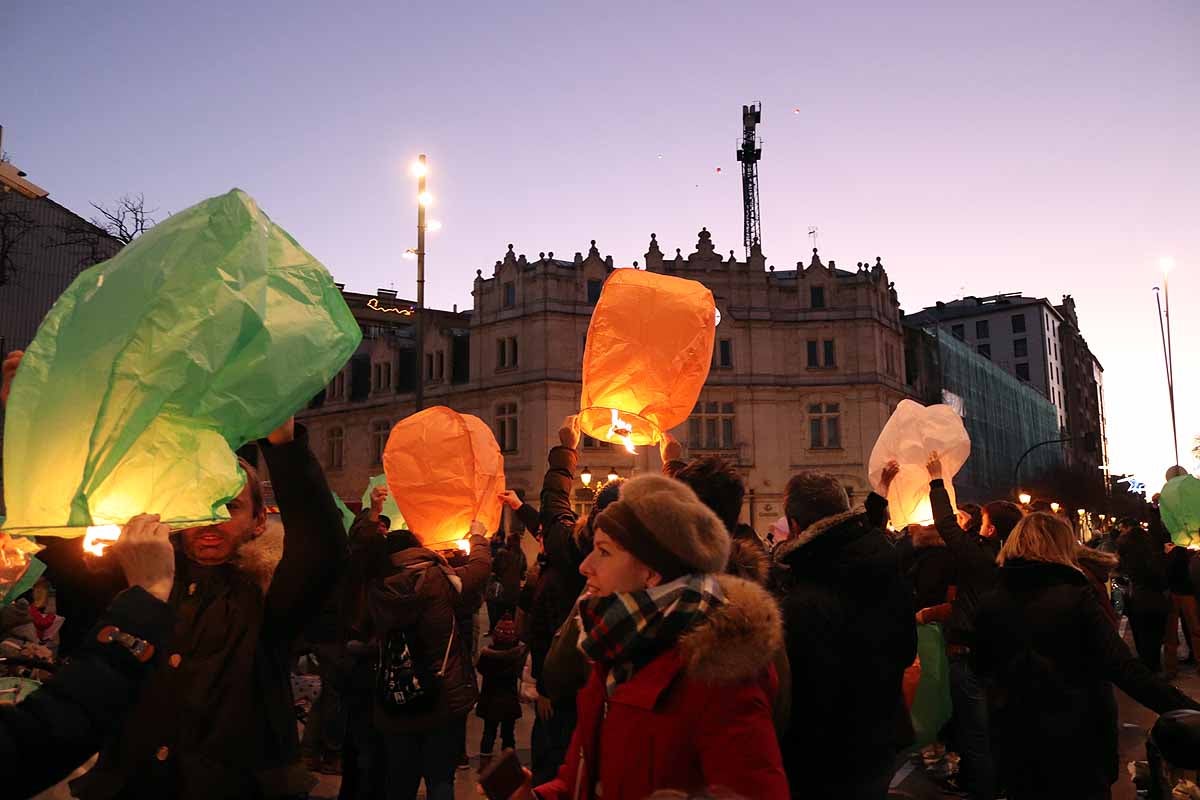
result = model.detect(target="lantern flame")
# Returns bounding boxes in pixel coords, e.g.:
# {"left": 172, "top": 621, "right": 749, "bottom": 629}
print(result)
{"left": 607, "top": 409, "right": 637, "bottom": 454}
{"left": 83, "top": 525, "right": 121, "bottom": 556}
{"left": 456, "top": 539, "right": 471, "bottom": 554}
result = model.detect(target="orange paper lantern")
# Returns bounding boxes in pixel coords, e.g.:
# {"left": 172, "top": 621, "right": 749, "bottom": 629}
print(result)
{"left": 382, "top": 406, "right": 506, "bottom": 547}
{"left": 579, "top": 269, "right": 716, "bottom": 450}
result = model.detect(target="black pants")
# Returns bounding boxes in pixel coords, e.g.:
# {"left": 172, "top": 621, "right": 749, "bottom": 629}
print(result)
{"left": 481, "top": 718, "right": 517, "bottom": 754}
{"left": 531, "top": 700, "right": 578, "bottom": 784}
{"left": 1130, "top": 603, "right": 1169, "bottom": 673}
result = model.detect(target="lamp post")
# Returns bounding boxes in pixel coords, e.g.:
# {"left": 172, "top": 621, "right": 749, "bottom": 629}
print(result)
{"left": 1155, "top": 258, "right": 1179, "bottom": 467}
{"left": 413, "top": 155, "right": 429, "bottom": 412}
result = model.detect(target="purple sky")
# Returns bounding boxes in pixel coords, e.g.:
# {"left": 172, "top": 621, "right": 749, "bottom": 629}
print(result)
{"left": 5, "top": 0, "right": 1198, "bottom": 488}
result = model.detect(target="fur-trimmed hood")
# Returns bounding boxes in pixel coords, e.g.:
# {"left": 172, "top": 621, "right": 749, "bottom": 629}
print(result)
{"left": 231, "top": 517, "right": 286, "bottom": 594}
{"left": 771, "top": 507, "right": 899, "bottom": 589}
{"left": 677, "top": 574, "right": 783, "bottom": 684}
{"left": 727, "top": 536, "right": 771, "bottom": 585}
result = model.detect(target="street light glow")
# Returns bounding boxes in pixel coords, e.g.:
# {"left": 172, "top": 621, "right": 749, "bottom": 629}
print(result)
{"left": 411, "top": 161, "right": 428, "bottom": 178}
{"left": 418, "top": 191, "right": 434, "bottom": 207}
{"left": 1160, "top": 256, "right": 1175, "bottom": 275}
{"left": 607, "top": 468, "right": 619, "bottom": 484}
{"left": 1018, "top": 492, "right": 1032, "bottom": 505}
{"left": 428, "top": 219, "right": 443, "bottom": 232}
{"left": 580, "top": 467, "right": 592, "bottom": 487}
{"left": 1050, "top": 502, "right": 1061, "bottom": 513}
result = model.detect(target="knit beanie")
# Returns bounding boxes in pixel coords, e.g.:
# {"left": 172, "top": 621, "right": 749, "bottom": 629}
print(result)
{"left": 594, "top": 473, "right": 730, "bottom": 582}
{"left": 492, "top": 617, "right": 517, "bottom": 648}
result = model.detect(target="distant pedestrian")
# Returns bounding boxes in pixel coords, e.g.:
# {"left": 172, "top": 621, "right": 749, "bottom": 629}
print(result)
{"left": 475, "top": 616, "right": 527, "bottom": 766}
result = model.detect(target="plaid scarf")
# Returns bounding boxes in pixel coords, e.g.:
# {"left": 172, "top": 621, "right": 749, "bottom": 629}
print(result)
{"left": 577, "top": 574, "right": 724, "bottom": 696}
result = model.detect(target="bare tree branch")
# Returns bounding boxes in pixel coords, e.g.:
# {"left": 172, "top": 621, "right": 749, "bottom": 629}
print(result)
{"left": 90, "top": 193, "right": 157, "bottom": 244}
{"left": 0, "top": 191, "right": 39, "bottom": 286}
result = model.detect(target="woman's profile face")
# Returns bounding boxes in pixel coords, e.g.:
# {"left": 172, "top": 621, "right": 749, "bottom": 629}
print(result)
{"left": 579, "top": 528, "right": 657, "bottom": 597}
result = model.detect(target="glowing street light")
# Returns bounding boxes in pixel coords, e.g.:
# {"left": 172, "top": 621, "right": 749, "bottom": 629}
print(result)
{"left": 411, "top": 160, "right": 428, "bottom": 178}
{"left": 1077, "top": 508, "right": 1086, "bottom": 516}
{"left": 1161, "top": 256, "right": 1176, "bottom": 275}
{"left": 1018, "top": 492, "right": 1032, "bottom": 506}
{"left": 607, "top": 467, "right": 619, "bottom": 484}
{"left": 580, "top": 466, "right": 593, "bottom": 487}
{"left": 1050, "top": 502, "right": 1061, "bottom": 514}
{"left": 418, "top": 191, "right": 434, "bottom": 207}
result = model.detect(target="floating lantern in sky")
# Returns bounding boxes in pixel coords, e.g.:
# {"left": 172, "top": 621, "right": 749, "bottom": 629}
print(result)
{"left": 1, "top": 189, "right": 361, "bottom": 539}
{"left": 1161, "top": 474, "right": 1200, "bottom": 547}
{"left": 868, "top": 400, "right": 971, "bottom": 528}
{"left": 579, "top": 269, "right": 716, "bottom": 452}
{"left": 382, "top": 406, "right": 505, "bottom": 548}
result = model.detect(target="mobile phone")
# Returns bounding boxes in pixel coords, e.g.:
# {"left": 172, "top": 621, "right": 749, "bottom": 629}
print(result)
{"left": 479, "top": 748, "right": 526, "bottom": 800}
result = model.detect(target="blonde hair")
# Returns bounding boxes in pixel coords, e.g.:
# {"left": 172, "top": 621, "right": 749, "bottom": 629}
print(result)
{"left": 998, "top": 512, "right": 1080, "bottom": 569}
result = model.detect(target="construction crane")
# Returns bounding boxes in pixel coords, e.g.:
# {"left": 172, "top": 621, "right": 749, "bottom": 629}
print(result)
{"left": 736, "top": 102, "right": 763, "bottom": 258}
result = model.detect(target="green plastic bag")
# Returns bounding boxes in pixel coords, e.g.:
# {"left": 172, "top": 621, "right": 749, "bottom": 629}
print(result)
{"left": 332, "top": 493, "right": 355, "bottom": 536}
{"left": 911, "top": 623, "right": 953, "bottom": 747}
{"left": 362, "top": 474, "right": 406, "bottom": 531}
{"left": 2, "top": 189, "right": 361, "bottom": 536}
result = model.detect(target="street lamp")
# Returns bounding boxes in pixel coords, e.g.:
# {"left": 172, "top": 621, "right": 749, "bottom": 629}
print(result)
{"left": 1050, "top": 502, "right": 1061, "bottom": 514}
{"left": 1018, "top": 492, "right": 1032, "bottom": 506}
{"left": 413, "top": 154, "right": 429, "bottom": 412}
{"left": 580, "top": 467, "right": 593, "bottom": 487}
{"left": 1077, "top": 508, "right": 1086, "bottom": 516}
{"left": 1155, "top": 257, "right": 1180, "bottom": 468}
{"left": 607, "top": 467, "right": 619, "bottom": 484}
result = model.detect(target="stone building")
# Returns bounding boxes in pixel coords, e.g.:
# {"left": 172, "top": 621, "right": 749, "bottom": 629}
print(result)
{"left": 1055, "top": 295, "right": 1109, "bottom": 481}
{"left": 298, "top": 228, "right": 911, "bottom": 532}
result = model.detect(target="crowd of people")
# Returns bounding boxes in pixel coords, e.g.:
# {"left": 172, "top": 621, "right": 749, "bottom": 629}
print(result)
{"left": 2, "top": 346, "right": 1199, "bottom": 800}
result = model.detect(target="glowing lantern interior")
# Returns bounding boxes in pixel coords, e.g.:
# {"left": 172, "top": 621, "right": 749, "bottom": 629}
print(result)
{"left": 868, "top": 400, "right": 972, "bottom": 529}
{"left": 579, "top": 269, "right": 716, "bottom": 447}
{"left": 382, "top": 407, "right": 505, "bottom": 549}
{"left": 1161, "top": 474, "right": 1200, "bottom": 547}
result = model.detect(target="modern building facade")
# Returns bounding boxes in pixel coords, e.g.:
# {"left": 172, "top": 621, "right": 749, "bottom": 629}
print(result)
{"left": 905, "top": 294, "right": 1069, "bottom": 431}
{"left": 297, "top": 229, "right": 912, "bottom": 531}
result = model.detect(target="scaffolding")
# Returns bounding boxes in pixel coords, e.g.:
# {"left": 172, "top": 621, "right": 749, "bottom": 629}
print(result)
{"left": 935, "top": 331, "right": 1062, "bottom": 502}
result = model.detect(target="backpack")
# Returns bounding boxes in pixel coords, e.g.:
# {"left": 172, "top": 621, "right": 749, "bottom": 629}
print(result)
{"left": 376, "top": 567, "right": 458, "bottom": 715}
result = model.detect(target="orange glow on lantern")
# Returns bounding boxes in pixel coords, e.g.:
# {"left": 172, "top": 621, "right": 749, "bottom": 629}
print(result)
{"left": 579, "top": 269, "right": 716, "bottom": 448}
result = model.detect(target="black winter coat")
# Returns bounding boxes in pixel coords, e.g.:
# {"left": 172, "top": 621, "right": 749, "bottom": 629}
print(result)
{"left": 1118, "top": 529, "right": 1170, "bottom": 614}
{"left": 973, "top": 558, "right": 1200, "bottom": 797}
{"left": 930, "top": 479, "right": 999, "bottom": 646}
{"left": 1, "top": 588, "right": 170, "bottom": 800}
{"left": 475, "top": 644, "right": 527, "bottom": 722}
{"left": 529, "top": 446, "right": 588, "bottom": 693}
{"left": 366, "top": 537, "right": 491, "bottom": 734}
{"left": 75, "top": 426, "right": 345, "bottom": 800}
{"left": 773, "top": 508, "right": 917, "bottom": 788}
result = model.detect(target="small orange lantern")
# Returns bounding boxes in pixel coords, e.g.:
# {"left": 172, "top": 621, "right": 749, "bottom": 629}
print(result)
{"left": 579, "top": 269, "right": 716, "bottom": 451}
{"left": 382, "top": 406, "right": 505, "bottom": 547}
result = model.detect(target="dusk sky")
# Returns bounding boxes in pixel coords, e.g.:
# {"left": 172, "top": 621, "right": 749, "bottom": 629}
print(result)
{"left": 5, "top": 0, "right": 1198, "bottom": 489}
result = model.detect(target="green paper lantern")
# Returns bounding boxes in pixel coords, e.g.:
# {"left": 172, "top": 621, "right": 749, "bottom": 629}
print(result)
{"left": 1161, "top": 475, "right": 1200, "bottom": 547}
{"left": 362, "top": 474, "right": 406, "bottom": 531}
{"left": 332, "top": 493, "right": 355, "bottom": 536}
{"left": 1, "top": 189, "right": 361, "bottom": 536}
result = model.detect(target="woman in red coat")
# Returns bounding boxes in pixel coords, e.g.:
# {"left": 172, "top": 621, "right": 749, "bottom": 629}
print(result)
{"left": 515, "top": 473, "right": 789, "bottom": 800}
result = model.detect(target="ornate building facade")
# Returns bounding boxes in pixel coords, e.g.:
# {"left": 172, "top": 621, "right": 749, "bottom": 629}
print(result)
{"left": 297, "top": 228, "right": 911, "bottom": 531}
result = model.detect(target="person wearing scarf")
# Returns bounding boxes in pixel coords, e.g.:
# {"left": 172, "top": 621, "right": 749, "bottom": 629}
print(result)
{"left": 516, "top": 473, "right": 789, "bottom": 800}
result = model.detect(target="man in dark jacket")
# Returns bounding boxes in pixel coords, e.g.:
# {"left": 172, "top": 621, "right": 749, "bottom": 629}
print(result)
{"left": 775, "top": 469, "right": 916, "bottom": 800}
{"left": 1118, "top": 518, "right": 1171, "bottom": 673}
{"left": 926, "top": 453, "right": 1001, "bottom": 800}
{"left": 525, "top": 418, "right": 597, "bottom": 784}
{"left": 363, "top": 519, "right": 491, "bottom": 800}
{"left": 74, "top": 419, "right": 346, "bottom": 800}
{"left": 1, "top": 515, "right": 174, "bottom": 799}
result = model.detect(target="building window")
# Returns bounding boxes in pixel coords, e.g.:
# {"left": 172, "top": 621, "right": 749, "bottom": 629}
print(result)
{"left": 810, "top": 286, "right": 826, "bottom": 309}
{"left": 809, "top": 403, "right": 841, "bottom": 449}
{"left": 951, "top": 324, "right": 964, "bottom": 341}
{"left": 327, "top": 427, "right": 344, "bottom": 470}
{"left": 978, "top": 343, "right": 991, "bottom": 360}
{"left": 496, "top": 402, "right": 518, "bottom": 452}
{"left": 806, "top": 340, "right": 819, "bottom": 367}
{"left": 718, "top": 338, "right": 733, "bottom": 369}
{"left": 582, "top": 434, "right": 611, "bottom": 450}
{"left": 328, "top": 371, "right": 346, "bottom": 401}
{"left": 503, "top": 281, "right": 516, "bottom": 309}
{"left": 975, "top": 320, "right": 990, "bottom": 339}
{"left": 1011, "top": 313, "right": 1026, "bottom": 333}
{"left": 372, "top": 361, "right": 392, "bottom": 393}
{"left": 435, "top": 351, "right": 444, "bottom": 380}
{"left": 823, "top": 339, "right": 837, "bottom": 367}
{"left": 1014, "top": 338, "right": 1028, "bottom": 358}
{"left": 369, "top": 420, "right": 391, "bottom": 466}
{"left": 496, "top": 337, "right": 518, "bottom": 370}
{"left": 587, "top": 279, "right": 603, "bottom": 304}
{"left": 687, "top": 401, "right": 735, "bottom": 450}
